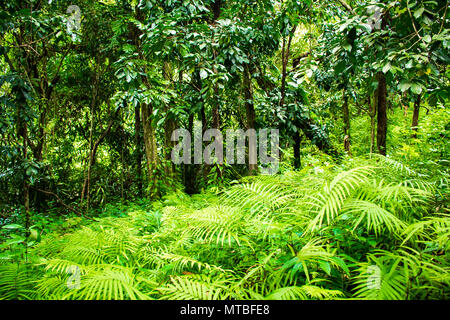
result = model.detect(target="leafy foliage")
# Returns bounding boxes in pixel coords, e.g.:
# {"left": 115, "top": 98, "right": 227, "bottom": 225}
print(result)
{"left": 1, "top": 157, "right": 448, "bottom": 300}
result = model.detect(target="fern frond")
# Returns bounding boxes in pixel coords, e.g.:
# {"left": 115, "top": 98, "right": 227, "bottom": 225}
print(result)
{"left": 306, "top": 166, "right": 375, "bottom": 230}
{"left": 0, "top": 264, "right": 37, "bottom": 300}
{"left": 64, "top": 266, "right": 151, "bottom": 300}
{"left": 223, "top": 181, "right": 295, "bottom": 218}
{"left": 353, "top": 256, "right": 407, "bottom": 300}
{"left": 157, "top": 274, "right": 231, "bottom": 300}
{"left": 182, "top": 206, "right": 246, "bottom": 247}
{"left": 344, "top": 200, "right": 407, "bottom": 236}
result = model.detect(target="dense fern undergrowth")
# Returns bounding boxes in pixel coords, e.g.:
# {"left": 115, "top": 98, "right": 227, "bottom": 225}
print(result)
{"left": 0, "top": 155, "right": 448, "bottom": 300}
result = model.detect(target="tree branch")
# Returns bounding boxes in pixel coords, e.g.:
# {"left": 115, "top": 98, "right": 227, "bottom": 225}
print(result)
{"left": 337, "top": 0, "right": 356, "bottom": 15}
{"left": 32, "top": 187, "right": 91, "bottom": 218}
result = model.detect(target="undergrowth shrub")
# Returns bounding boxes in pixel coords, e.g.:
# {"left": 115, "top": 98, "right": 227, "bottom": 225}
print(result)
{"left": 0, "top": 156, "right": 448, "bottom": 300}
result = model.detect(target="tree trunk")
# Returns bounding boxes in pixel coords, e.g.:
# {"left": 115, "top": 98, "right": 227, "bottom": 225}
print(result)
{"left": 243, "top": 63, "right": 258, "bottom": 174}
{"left": 280, "top": 26, "right": 297, "bottom": 109}
{"left": 293, "top": 132, "right": 302, "bottom": 169}
{"left": 295, "top": 117, "right": 339, "bottom": 157}
{"left": 211, "top": 0, "right": 221, "bottom": 131}
{"left": 23, "top": 127, "right": 30, "bottom": 238}
{"left": 81, "top": 107, "right": 118, "bottom": 212}
{"left": 342, "top": 93, "right": 352, "bottom": 156}
{"left": 376, "top": 72, "right": 388, "bottom": 156}
{"left": 163, "top": 62, "right": 177, "bottom": 180}
{"left": 411, "top": 94, "right": 421, "bottom": 139}
{"left": 134, "top": 104, "right": 143, "bottom": 198}
{"left": 141, "top": 102, "right": 159, "bottom": 195}
{"left": 184, "top": 113, "right": 197, "bottom": 194}
{"left": 369, "top": 94, "right": 377, "bottom": 154}
{"left": 212, "top": 0, "right": 222, "bottom": 20}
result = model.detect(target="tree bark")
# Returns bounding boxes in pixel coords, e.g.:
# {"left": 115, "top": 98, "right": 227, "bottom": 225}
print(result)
{"left": 141, "top": 102, "right": 159, "bottom": 194}
{"left": 184, "top": 113, "right": 197, "bottom": 195}
{"left": 211, "top": 0, "right": 222, "bottom": 131}
{"left": 280, "top": 26, "right": 297, "bottom": 108}
{"left": 342, "top": 93, "right": 352, "bottom": 156}
{"left": 243, "top": 63, "right": 258, "bottom": 174}
{"left": 134, "top": 104, "right": 143, "bottom": 198}
{"left": 15, "top": 86, "right": 31, "bottom": 238}
{"left": 163, "top": 62, "right": 177, "bottom": 179}
{"left": 369, "top": 94, "right": 377, "bottom": 154}
{"left": 212, "top": 0, "right": 222, "bottom": 21}
{"left": 376, "top": 72, "right": 388, "bottom": 156}
{"left": 337, "top": 0, "right": 356, "bottom": 15}
{"left": 293, "top": 132, "right": 302, "bottom": 169}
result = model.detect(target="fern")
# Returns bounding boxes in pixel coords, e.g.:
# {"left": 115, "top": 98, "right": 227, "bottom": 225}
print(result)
{"left": 0, "top": 264, "right": 37, "bottom": 300}
{"left": 264, "top": 285, "right": 344, "bottom": 300}
{"left": 344, "top": 200, "right": 407, "bottom": 237}
{"left": 353, "top": 255, "right": 408, "bottom": 300}
{"left": 306, "top": 166, "right": 375, "bottom": 231}
{"left": 157, "top": 274, "right": 231, "bottom": 300}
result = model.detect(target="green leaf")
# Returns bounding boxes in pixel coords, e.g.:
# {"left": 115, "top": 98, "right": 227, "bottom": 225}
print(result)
{"left": 335, "top": 61, "right": 346, "bottom": 75}
{"left": 411, "top": 83, "right": 423, "bottom": 95}
{"left": 318, "top": 260, "right": 331, "bottom": 275}
{"left": 399, "top": 81, "right": 411, "bottom": 92}
{"left": 2, "top": 224, "right": 24, "bottom": 230}
{"left": 414, "top": 7, "right": 424, "bottom": 19}
{"left": 382, "top": 62, "right": 391, "bottom": 74}
{"left": 342, "top": 42, "right": 352, "bottom": 52}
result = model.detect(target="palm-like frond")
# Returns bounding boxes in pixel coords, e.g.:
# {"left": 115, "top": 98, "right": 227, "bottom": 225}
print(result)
{"left": 181, "top": 206, "right": 246, "bottom": 247}
{"left": 223, "top": 181, "right": 295, "bottom": 218}
{"left": 157, "top": 274, "right": 231, "bottom": 300}
{"left": 66, "top": 266, "right": 151, "bottom": 300}
{"left": 353, "top": 255, "right": 407, "bottom": 300}
{"left": 264, "top": 285, "right": 344, "bottom": 300}
{"left": 306, "top": 166, "right": 375, "bottom": 230}
{"left": 0, "top": 264, "right": 37, "bottom": 300}
{"left": 142, "top": 248, "right": 225, "bottom": 274}
{"left": 281, "top": 238, "right": 338, "bottom": 282}
{"left": 344, "top": 200, "right": 407, "bottom": 236}
{"left": 401, "top": 214, "right": 450, "bottom": 249}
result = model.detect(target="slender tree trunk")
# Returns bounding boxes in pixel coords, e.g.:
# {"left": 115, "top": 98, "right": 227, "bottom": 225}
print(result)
{"left": 134, "top": 104, "right": 143, "bottom": 198}
{"left": 210, "top": 0, "right": 222, "bottom": 131}
{"left": 243, "top": 63, "right": 257, "bottom": 174}
{"left": 141, "top": 102, "right": 159, "bottom": 195}
{"left": 376, "top": 72, "right": 388, "bottom": 156}
{"left": 23, "top": 128, "right": 30, "bottom": 238}
{"left": 411, "top": 94, "right": 421, "bottom": 139}
{"left": 280, "top": 26, "right": 297, "bottom": 109}
{"left": 81, "top": 107, "right": 118, "bottom": 212}
{"left": 342, "top": 93, "right": 352, "bottom": 156}
{"left": 184, "top": 113, "right": 197, "bottom": 194}
{"left": 81, "top": 71, "right": 99, "bottom": 212}
{"left": 369, "top": 94, "right": 377, "bottom": 154}
{"left": 293, "top": 132, "right": 302, "bottom": 169}
{"left": 14, "top": 80, "right": 30, "bottom": 238}
{"left": 85, "top": 122, "right": 94, "bottom": 214}
{"left": 120, "top": 118, "right": 125, "bottom": 202}
{"left": 212, "top": 0, "right": 222, "bottom": 20}
{"left": 162, "top": 62, "right": 177, "bottom": 181}
{"left": 195, "top": 69, "right": 209, "bottom": 186}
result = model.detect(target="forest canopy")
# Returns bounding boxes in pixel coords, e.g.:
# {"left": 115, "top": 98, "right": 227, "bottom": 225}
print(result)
{"left": 0, "top": 0, "right": 449, "bottom": 301}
